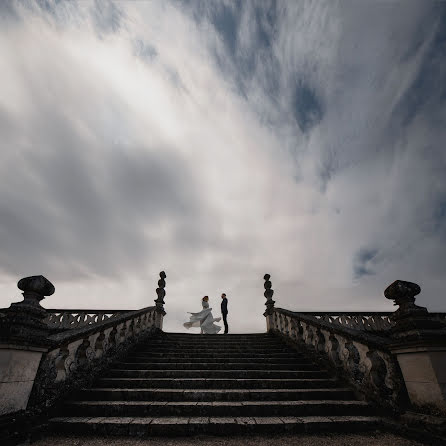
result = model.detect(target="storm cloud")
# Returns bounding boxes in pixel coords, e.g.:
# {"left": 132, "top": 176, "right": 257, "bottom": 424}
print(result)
{"left": 0, "top": 0, "right": 445, "bottom": 333}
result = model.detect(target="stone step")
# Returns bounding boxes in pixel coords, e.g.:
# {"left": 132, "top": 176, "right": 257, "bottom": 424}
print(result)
{"left": 113, "top": 356, "right": 307, "bottom": 364}
{"left": 106, "top": 363, "right": 321, "bottom": 378}
{"left": 107, "top": 362, "right": 314, "bottom": 371}
{"left": 134, "top": 347, "right": 293, "bottom": 354}
{"left": 96, "top": 377, "right": 337, "bottom": 389}
{"left": 49, "top": 415, "right": 382, "bottom": 436}
{"left": 120, "top": 355, "right": 314, "bottom": 370}
{"left": 138, "top": 337, "right": 287, "bottom": 343}
{"left": 100, "top": 369, "right": 327, "bottom": 379}
{"left": 125, "top": 352, "right": 301, "bottom": 359}
{"left": 144, "top": 336, "right": 284, "bottom": 342}
{"left": 164, "top": 333, "right": 273, "bottom": 338}
{"left": 141, "top": 341, "right": 286, "bottom": 348}
{"left": 62, "top": 400, "right": 373, "bottom": 418}
{"left": 78, "top": 387, "right": 356, "bottom": 402}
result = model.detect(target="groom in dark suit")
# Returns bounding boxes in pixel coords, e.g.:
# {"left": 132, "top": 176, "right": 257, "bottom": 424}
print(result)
{"left": 221, "top": 293, "right": 228, "bottom": 334}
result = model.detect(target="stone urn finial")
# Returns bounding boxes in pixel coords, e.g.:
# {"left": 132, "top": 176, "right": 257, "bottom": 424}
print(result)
{"left": 263, "top": 273, "right": 275, "bottom": 316}
{"left": 155, "top": 271, "right": 166, "bottom": 314}
{"left": 0, "top": 275, "right": 55, "bottom": 345}
{"left": 17, "top": 275, "right": 55, "bottom": 307}
{"left": 384, "top": 280, "right": 426, "bottom": 321}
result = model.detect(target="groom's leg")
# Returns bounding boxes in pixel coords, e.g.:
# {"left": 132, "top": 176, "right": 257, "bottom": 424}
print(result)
{"left": 223, "top": 313, "right": 228, "bottom": 334}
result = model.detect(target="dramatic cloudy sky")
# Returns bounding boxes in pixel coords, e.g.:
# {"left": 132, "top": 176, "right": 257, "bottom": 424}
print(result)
{"left": 0, "top": 0, "right": 445, "bottom": 333}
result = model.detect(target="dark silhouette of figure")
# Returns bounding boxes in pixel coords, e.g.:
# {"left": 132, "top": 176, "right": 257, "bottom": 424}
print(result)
{"left": 221, "top": 293, "right": 228, "bottom": 334}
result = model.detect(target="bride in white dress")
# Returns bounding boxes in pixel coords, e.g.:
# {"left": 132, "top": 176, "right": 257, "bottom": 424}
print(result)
{"left": 183, "top": 296, "right": 221, "bottom": 334}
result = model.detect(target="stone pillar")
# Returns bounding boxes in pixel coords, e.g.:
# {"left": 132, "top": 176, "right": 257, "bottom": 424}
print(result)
{"left": 385, "top": 280, "right": 446, "bottom": 413}
{"left": 263, "top": 274, "right": 275, "bottom": 332}
{"left": 0, "top": 275, "right": 55, "bottom": 415}
{"left": 154, "top": 271, "right": 166, "bottom": 330}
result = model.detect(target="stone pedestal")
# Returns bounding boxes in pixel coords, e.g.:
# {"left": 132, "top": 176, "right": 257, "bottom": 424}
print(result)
{"left": 0, "top": 344, "right": 47, "bottom": 415}
{"left": 390, "top": 342, "right": 446, "bottom": 412}
{"left": 385, "top": 280, "right": 446, "bottom": 414}
{"left": 0, "top": 275, "right": 55, "bottom": 415}
{"left": 265, "top": 313, "right": 274, "bottom": 332}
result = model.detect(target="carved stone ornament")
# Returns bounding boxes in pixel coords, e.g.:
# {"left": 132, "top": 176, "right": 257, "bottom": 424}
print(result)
{"left": 263, "top": 273, "right": 275, "bottom": 316}
{"left": 18, "top": 275, "right": 55, "bottom": 301}
{"left": 385, "top": 280, "right": 445, "bottom": 333}
{"left": 155, "top": 271, "right": 166, "bottom": 314}
{"left": 384, "top": 280, "right": 426, "bottom": 320}
{"left": 0, "top": 275, "right": 55, "bottom": 346}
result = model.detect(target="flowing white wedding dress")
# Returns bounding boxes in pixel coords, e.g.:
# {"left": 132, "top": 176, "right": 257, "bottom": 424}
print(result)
{"left": 183, "top": 300, "right": 221, "bottom": 334}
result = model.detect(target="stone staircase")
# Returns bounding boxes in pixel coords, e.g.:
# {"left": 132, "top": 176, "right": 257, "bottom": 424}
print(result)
{"left": 49, "top": 333, "right": 382, "bottom": 435}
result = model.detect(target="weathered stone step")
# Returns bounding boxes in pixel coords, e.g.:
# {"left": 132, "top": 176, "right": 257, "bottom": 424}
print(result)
{"left": 107, "top": 364, "right": 316, "bottom": 375}
{"left": 108, "top": 362, "right": 313, "bottom": 371}
{"left": 157, "top": 338, "right": 286, "bottom": 345}
{"left": 100, "top": 369, "right": 326, "bottom": 379}
{"left": 139, "top": 338, "right": 286, "bottom": 344}
{"left": 96, "top": 377, "right": 336, "bottom": 389}
{"left": 141, "top": 341, "right": 286, "bottom": 348}
{"left": 78, "top": 387, "right": 356, "bottom": 402}
{"left": 126, "top": 352, "right": 301, "bottom": 359}
{"left": 165, "top": 333, "right": 273, "bottom": 338}
{"left": 113, "top": 356, "right": 307, "bottom": 364}
{"left": 160, "top": 338, "right": 277, "bottom": 344}
{"left": 120, "top": 355, "right": 313, "bottom": 369}
{"left": 135, "top": 347, "right": 293, "bottom": 354}
{"left": 62, "top": 400, "right": 373, "bottom": 417}
{"left": 49, "top": 415, "right": 382, "bottom": 436}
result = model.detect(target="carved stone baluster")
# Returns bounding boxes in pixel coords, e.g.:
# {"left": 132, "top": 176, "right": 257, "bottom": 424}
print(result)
{"left": 302, "top": 323, "right": 312, "bottom": 349}
{"left": 279, "top": 313, "right": 285, "bottom": 335}
{"left": 316, "top": 328, "right": 328, "bottom": 355}
{"left": 365, "top": 349, "right": 392, "bottom": 397}
{"left": 285, "top": 315, "right": 291, "bottom": 338}
{"left": 118, "top": 322, "right": 128, "bottom": 344}
{"left": 128, "top": 319, "right": 135, "bottom": 340}
{"left": 344, "top": 340, "right": 364, "bottom": 384}
{"left": 75, "top": 337, "right": 95, "bottom": 368}
{"left": 294, "top": 320, "right": 304, "bottom": 343}
{"left": 94, "top": 331, "right": 106, "bottom": 358}
{"left": 54, "top": 347, "right": 70, "bottom": 382}
{"left": 134, "top": 315, "right": 142, "bottom": 335}
{"left": 108, "top": 325, "right": 118, "bottom": 350}
{"left": 326, "top": 333, "right": 342, "bottom": 368}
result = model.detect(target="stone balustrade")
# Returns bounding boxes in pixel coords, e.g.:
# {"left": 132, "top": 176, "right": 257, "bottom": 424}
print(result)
{"left": 294, "top": 312, "right": 446, "bottom": 332}
{"left": 263, "top": 274, "right": 446, "bottom": 415}
{"left": 28, "top": 305, "right": 159, "bottom": 411}
{"left": 0, "top": 271, "right": 167, "bottom": 416}
{"left": 270, "top": 307, "right": 407, "bottom": 410}
{"left": 44, "top": 309, "right": 133, "bottom": 331}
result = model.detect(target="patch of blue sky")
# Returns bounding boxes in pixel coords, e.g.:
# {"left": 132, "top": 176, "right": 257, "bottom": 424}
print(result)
{"left": 353, "top": 248, "right": 378, "bottom": 279}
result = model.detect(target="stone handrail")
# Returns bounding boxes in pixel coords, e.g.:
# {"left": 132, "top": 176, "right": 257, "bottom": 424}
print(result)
{"left": 297, "top": 312, "right": 393, "bottom": 332}
{"left": 271, "top": 307, "right": 407, "bottom": 411}
{"left": 43, "top": 309, "right": 133, "bottom": 330}
{"left": 296, "top": 312, "right": 446, "bottom": 332}
{"left": 28, "top": 305, "right": 159, "bottom": 411}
